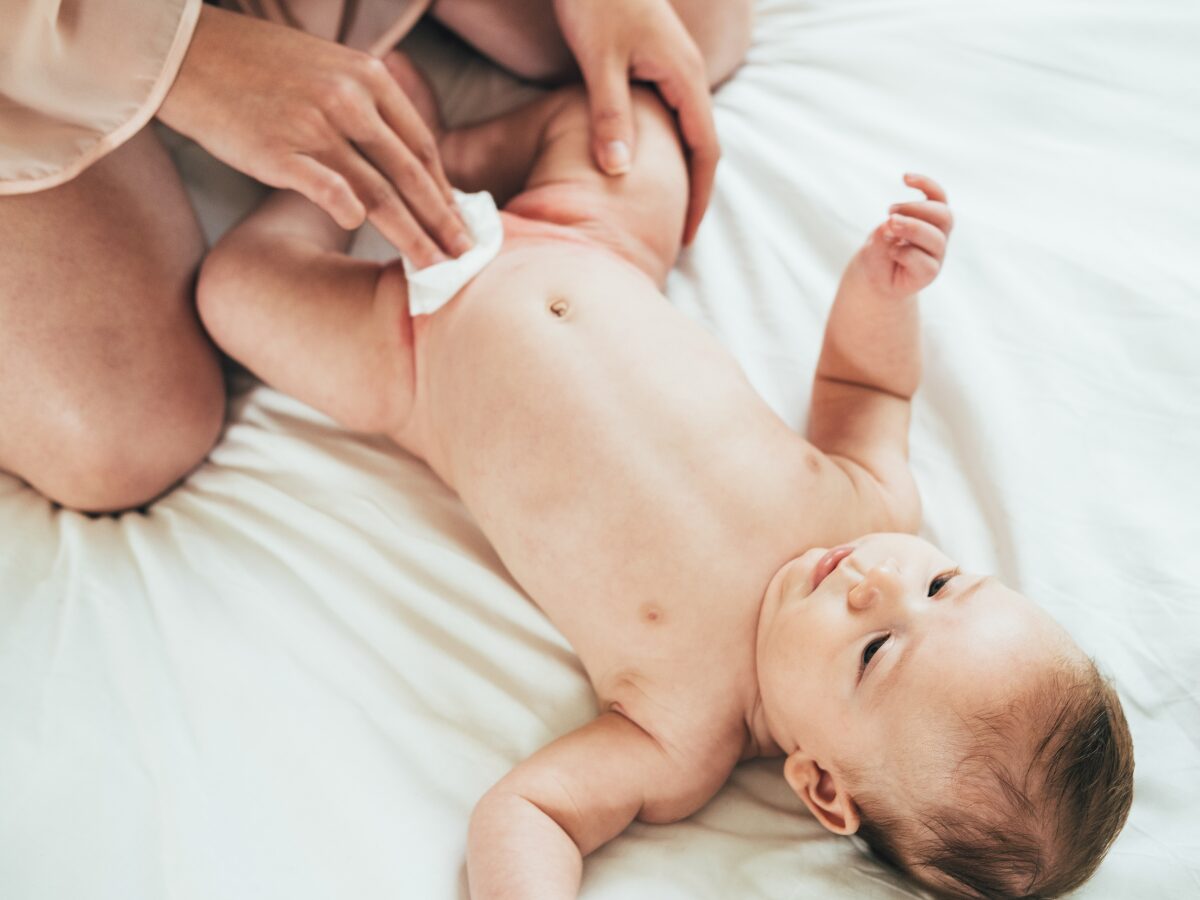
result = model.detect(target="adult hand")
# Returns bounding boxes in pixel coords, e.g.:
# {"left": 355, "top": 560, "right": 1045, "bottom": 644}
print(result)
{"left": 159, "top": 5, "right": 470, "bottom": 267}
{"left": 552, "top": 0, "right": 719, "bottom": 245}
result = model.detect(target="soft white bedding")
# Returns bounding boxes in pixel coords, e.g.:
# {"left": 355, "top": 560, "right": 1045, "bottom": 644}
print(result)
{"left": 3, "top": 1, "right": 1199, "bottom": 897}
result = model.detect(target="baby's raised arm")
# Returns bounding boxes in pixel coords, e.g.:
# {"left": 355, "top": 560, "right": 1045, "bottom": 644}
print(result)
{"left": 808, "top": 175, "right": 954, "bottom": 531}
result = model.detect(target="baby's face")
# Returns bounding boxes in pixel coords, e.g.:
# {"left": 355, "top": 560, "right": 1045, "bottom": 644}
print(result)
{"left": 755, "top": 533, "right": 1078, "bottom": 820}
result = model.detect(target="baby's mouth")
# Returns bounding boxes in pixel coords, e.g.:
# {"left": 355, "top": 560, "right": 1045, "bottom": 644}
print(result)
{"left": 811, "top": 545, "right": 855, "bottom": 591}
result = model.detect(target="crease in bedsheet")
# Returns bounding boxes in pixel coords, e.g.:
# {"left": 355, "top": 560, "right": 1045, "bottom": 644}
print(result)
{"left": 15, "top": 513, "right": 177, "bottom": 900}
{"left": 120, "top": 484, "right": 484, "bottom": 782}
{"left": 1122, "top": 820, "right": 1200, "bottom": 890}
{"left": 122, "top": 515, "right": 197, "bottom": 675}
{"left": 182, "top": 479, "right": 586, "bottom": 742}
{"left": 183, "top": 490, "right": 591, "bottom": 821}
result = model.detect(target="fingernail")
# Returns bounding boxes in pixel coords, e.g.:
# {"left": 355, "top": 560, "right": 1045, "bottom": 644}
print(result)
{"left": 603, "top": 141, "right": 631, "bottom": 175}
{"left": 889, "top": 204, "right": 900, "bottom": 213}
{"left": 452, "top": 233, "right": 473, "bottom": 256}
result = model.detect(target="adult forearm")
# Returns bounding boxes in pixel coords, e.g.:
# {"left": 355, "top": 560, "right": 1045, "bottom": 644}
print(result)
{"left": 467, "top": 792, "right": 583, "bottom": 900}
{"left": 815, "top": 262, "right": 922, "bottom": 401}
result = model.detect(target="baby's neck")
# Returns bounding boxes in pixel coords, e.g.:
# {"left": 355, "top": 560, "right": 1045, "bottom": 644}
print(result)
{"left": 742, "top": 692, "right": 785, "bottom": 760}
{"left": 745, "top": 590, "right": 787, "bottom": 759}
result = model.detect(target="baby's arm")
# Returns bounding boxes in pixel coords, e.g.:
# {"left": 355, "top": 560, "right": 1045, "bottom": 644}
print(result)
{"left": 808, "top": 175, "right": 954, "bottom": 531}
{"left": 468, "top": 712, "right": 728, "bottom": 900}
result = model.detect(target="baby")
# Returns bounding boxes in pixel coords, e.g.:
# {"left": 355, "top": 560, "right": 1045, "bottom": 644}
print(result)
{"left": 197, "top": 54, "right": 1134, "bottom": 899}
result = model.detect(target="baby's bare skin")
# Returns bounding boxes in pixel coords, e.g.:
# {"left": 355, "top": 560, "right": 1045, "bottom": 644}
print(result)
{"left": 199, "top": 78, "right": 952, "bottom": 898}
{"left": 403, "top": 211, "right": 856, "bottom": 765}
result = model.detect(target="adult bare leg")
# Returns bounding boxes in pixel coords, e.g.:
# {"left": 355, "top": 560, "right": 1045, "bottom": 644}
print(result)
{"left": 0, "top": 126, "right": 225, "bottom": 513}
{"left": 428, "top": 0, "right": 755, "bottom": 87}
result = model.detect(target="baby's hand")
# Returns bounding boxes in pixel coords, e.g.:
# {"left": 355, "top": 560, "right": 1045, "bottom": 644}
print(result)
{"left": 854, "top": 174, "right": 953, "bottom": 299}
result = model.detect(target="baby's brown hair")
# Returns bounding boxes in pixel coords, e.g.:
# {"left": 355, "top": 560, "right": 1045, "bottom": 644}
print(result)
{"left": 852, "top": 658, "right": 1133, "bottom": 899}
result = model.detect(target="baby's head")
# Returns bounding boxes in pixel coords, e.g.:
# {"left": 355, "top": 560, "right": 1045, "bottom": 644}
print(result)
{"left": 754, "top": 533, "right": 1133, "bottom": 898}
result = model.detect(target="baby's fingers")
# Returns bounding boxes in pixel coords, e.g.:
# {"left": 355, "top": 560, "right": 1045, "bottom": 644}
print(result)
{"left": 890, "top": 243, "right": 941, "bottom": 287}
{"left": 903, "top": 172, "right": 947, "bottom": 204}
{"left": 885, "top": 214, "right": 946, "bottom": 261}
{"left": 888, "top": 200, "right": 953, "bottom": 236}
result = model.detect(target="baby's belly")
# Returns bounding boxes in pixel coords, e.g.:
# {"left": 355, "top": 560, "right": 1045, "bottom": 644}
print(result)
{"left": 404, "top": 231, "right": 799, "bottom": 673}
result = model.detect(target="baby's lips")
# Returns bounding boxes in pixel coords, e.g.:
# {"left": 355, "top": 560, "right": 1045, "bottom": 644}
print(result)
{"left": 811, "top": 545, "right": 855, "bottom": 591}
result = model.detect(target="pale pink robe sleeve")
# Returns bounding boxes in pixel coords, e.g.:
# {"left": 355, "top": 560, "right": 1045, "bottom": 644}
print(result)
{"left": 0, "top": 0, "right": 203, "bottom": 194}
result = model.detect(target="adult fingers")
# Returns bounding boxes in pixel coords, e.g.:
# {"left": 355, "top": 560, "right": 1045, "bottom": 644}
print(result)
{"left": 885, "top": 214, "right": 947, "bottom": 260}
{"left": 354, "top": 107, "right": 472, "bottom": 257}
{"left": 654, "top": 53, "right": 719, "bottom": 245}
{"left": 326, "top": 143, "right": 447, "bottom": 268}
{"left": 678, "top": 90, "right": 719, "bottom": 246}
{"left": 369, "top": 58, "right": 457, "bottom": 206}
{"left": 888, "top": 200, "right": 954, "bottom": 235}
{"left": 279, "top": 153, "right": 366, "bottom": 230}
{"left": 581, "top": 59, "right": 637, "bottom": 175}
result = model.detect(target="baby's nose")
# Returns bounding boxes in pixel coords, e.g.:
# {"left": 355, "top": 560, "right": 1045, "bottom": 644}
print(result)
{"left": 848, "top": 559, "right": 902, "bottom": 611}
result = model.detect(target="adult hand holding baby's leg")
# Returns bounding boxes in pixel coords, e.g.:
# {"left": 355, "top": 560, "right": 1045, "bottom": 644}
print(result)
{"left": 853, "top": 174, "right": 954, "bottom": 300}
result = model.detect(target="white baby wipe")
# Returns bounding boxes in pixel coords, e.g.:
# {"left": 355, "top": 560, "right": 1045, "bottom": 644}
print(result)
{"left": 402, "top": 189, "right": 505, "bottom": 315}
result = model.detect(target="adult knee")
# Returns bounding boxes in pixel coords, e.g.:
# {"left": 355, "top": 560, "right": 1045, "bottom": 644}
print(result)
{"left": 24, "top": 369, "right": 225, "bottom": 514}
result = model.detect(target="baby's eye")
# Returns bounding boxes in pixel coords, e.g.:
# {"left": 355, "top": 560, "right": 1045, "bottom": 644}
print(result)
{"left": 860, "top": 635, "right": 889, "bottom": 676}
{"left": 927, "top": 570, "right": 959, "bottom": 597}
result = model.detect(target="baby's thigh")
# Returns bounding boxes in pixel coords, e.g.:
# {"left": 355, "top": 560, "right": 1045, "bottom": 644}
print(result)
{"left": 508, "top": 87, "right": 688, "bottom": 283}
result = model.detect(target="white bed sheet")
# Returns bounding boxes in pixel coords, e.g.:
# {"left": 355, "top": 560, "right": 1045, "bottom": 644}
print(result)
{"left": 3, "top": 1, "right": 1199, "bottom": 897}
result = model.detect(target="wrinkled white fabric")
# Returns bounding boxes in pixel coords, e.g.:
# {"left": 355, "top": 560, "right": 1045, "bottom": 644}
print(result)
{"left": 402, "top": 190, "right": 504, "bottom": 315}
{"left": 2, "top": 2, "right": 1199, "bottom": 899}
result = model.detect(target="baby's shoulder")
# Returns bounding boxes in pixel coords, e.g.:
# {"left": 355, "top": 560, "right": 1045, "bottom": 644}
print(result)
{"left": 601, "top": 674, "right": 749, "bottom": 823}
{"left": 621, "top": 705, "right": 745, "bottom": 824}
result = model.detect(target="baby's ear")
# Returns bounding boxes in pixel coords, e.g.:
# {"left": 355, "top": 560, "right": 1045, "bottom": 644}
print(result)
{"left": 784, "top": 751, "right": 861, "bottom": 835}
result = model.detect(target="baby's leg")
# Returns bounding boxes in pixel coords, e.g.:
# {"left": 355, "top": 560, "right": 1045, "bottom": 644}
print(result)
{"left": 387, "top": 48, "right": 687, "bottom": 279}
{"left": 198, "top": 71, "right": 688, "bottom": 446}
{"left": 197, "top": 192, "right": 415, "bottom": 438}
{"left": 441, "top": 85, "right": 689, "bottom": 285}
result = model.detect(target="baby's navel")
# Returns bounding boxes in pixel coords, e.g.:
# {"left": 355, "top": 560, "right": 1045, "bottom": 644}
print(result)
{"left": 641, "top": 604, "right": 663, "bottom": 624}
{"left": 547, "top": 296, "right": 570, "bottom": 318}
